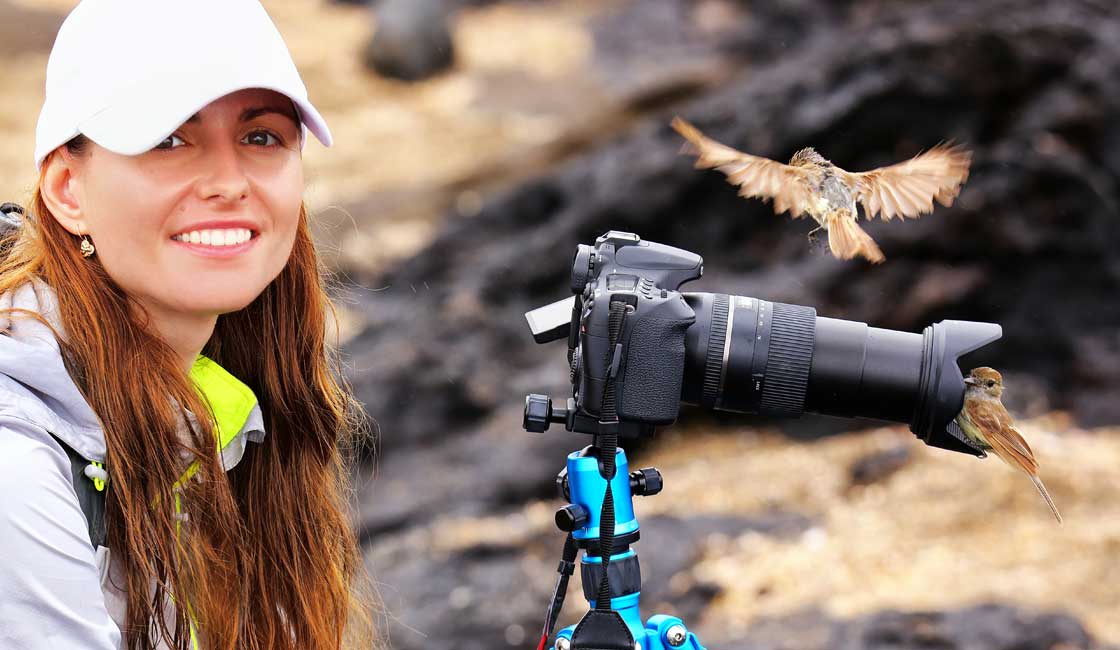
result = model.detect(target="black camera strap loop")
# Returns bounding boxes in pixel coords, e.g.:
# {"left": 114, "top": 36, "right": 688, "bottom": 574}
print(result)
{"left": 594, "top": 300, "right": 631, "bottom": 609}
{"left": 568, "top": 298, "right": 637, "bottom": 649}
{"left": 569, "top": 609, "right": 635, "bottom": 650}
{"left": 537, "top": 300, "right": 634, "bottom": 650}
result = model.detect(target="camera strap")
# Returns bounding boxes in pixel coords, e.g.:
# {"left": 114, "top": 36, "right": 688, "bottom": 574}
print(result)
{"left": 595, "top": 299, "right": 630, "bottom": 607}
{"left": 538, "top": 299, "right": 636, "bottom": 650}
{"left": 564, "top": 300, "right": 636, "bottom": 650}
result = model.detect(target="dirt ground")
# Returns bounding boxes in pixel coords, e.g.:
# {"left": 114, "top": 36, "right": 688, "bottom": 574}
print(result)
{"left": 432, "top": 415, "right": 1120, "bottom": 644}
{"left": 639, "top": 415, "right": 1120, "bottom": 642}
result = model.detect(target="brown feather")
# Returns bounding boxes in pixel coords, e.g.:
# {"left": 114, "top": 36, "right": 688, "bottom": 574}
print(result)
{"left": 965, "top": 397, "right": 1064, "bottom": 522}
{"left": 826, "top": 211, "right": 884, "bottom": 263}
{"left": 963, "top": 397, "right": 1034, "bottom": 469}
{"left": 844, "top": 144, "right": 971, "bottom": 221}
{"left": 671, "top": 116, "right": 817, "bottom": 219}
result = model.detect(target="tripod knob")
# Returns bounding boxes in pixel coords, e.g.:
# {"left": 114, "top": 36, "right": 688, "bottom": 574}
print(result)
{"left": 555, "top": 504, "right": 590, "bottom": 532}
{"left": 629, "top": 467, "right": 663, "bottom": 496}
{"left": 665, "top": 623, "right": 688, "bottom": 646}
{"left": 524, "top": 394, "right": 553, "bottom": 432}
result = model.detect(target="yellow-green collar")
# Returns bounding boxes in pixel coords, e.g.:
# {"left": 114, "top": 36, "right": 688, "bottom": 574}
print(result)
{"left": 189, "top": 354, "right": 258, "bottom": 450}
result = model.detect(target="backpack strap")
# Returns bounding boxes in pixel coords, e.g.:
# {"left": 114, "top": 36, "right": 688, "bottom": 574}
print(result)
{"left": 48, "top": 432, "right": 107, "bottom": 549}
{"left": 1, "top": 203, "right": 23, "bottom": 259}
{"left": 0, "top": 201, "right": 23, "bottom": 226}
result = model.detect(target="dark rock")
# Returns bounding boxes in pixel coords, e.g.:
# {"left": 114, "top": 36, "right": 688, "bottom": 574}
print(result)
{"left": 721, "top": 604, "right": 1103, "bottom": 650}
{"left": 848, "top": 445, "right": 912, "bottom": 487}
{"left": 369, "top": 509, "right": 811, "bottom": 650}
{"left": 363, "top": 0, "right": 455, "bottom": 81}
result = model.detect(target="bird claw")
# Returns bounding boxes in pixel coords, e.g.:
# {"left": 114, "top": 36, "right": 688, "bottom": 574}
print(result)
{"left": 806, "top": 227, "right": 830, "bottom": 256}
{"left": 945, "top": 420, "right": 988, "bottom": 458}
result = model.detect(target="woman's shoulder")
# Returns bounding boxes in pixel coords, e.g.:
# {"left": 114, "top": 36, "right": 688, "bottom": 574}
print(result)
{"left": 0, "top": 414, "right": 121, "bottom": 649}
{"left": 0, "top": 410, "right": 73, "bottom": 493}
{"left": 0, "top": 410, "right": 97, "bottom": 556}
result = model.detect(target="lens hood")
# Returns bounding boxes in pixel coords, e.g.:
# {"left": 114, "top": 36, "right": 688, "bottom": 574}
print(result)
{"left": 912, "top": 320, "right": 1002, "bottom": 456}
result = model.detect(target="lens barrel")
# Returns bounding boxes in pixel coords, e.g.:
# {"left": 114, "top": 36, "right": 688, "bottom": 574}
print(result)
{"left": 682, "top": 293, "right": 816, "bottom": 417}
{"left": 681, "top": 293, "right": 1001, "bottom": 453}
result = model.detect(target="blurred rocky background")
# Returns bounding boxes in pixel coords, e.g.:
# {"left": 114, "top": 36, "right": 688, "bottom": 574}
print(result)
{"left": 2, "top": 1, "right": 1119, "bottom": 649}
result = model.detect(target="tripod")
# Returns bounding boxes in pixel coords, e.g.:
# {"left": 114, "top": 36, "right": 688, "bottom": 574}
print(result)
{"left": 527, "top": 396, "right": 706, "bottom": 650}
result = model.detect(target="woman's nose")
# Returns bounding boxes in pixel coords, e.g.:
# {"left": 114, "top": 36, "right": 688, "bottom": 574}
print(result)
{"left": 195, "top": 141, "right": 250, "bottom": 204}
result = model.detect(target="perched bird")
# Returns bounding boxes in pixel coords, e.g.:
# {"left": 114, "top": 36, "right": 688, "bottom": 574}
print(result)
{"left": 670, "top": 116, "right": 971, "bottom": 263}
{"left": 955, "top": 367, "right": 1062, "bottom": 523}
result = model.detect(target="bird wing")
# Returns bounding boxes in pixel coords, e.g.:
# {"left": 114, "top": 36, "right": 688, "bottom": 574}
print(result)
{"left": 964, "top": 399, "right": 1039, "bottom": 475}
{"left": 671, "top": 116, "right": 817, "bottom": 219}
{"left": 841, "top": 144, "right": 971, "bottom": 221}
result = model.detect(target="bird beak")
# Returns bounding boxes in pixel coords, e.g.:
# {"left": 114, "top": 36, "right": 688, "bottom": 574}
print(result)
{"left": 963, "top": 377, "right": 977, "bottom": 386}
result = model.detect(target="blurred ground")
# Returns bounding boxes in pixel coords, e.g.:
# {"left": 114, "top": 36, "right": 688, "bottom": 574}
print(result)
{"left": 637, "top": 415, "right": 1120, "bottom": 643}
{"left": 399, "top": 414, "right": 1119, "bottom": 645}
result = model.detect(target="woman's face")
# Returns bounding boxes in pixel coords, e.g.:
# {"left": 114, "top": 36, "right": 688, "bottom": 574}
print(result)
{"left": 53, "top": 88, "right": 305, "bottom": 325}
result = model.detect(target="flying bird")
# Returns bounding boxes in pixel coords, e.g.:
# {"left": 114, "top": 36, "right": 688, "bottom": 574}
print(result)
{"left": 955, "top": 367, "right": 1063, "bottom": 524}
{"left": 670, "top": 116, "right": 971, "bottom": 263}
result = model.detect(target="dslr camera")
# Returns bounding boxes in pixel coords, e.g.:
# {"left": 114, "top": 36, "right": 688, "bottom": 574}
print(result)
{"left": 525, "top": 230, "right": 999, "bottom": 456}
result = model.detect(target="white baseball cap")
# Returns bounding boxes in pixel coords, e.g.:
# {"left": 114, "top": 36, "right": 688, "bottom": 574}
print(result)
{"left": 34, "top": 0, "right": 333, "bottom": 172}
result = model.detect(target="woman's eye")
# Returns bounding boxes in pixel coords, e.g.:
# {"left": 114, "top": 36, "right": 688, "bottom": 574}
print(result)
{"left": 154, "top": 134, "right": 185, "bottom": 150}
{"left": 244, "top": 130, "right": 280, "bottom": 147}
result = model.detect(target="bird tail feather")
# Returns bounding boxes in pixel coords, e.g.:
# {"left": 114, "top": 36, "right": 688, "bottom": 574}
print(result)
{"left": 827, "top": 214, "right": 885, "bottom": 263}
{"left": 1029, "top": 474, "right": 1063, "bottom": 524}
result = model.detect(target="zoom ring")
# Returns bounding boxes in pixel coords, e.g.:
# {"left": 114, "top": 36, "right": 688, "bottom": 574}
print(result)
{"left": 701, "top": 294, "right": 730, "bottom": 408}
{"left": 760, "top": 302, "right": 817, "bottom": 416}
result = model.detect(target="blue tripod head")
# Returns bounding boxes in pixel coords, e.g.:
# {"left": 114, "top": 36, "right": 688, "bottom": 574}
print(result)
{"left": 524, "top": 388, "right": 706, "bottom": 649}
{"left": 548, "top": 439, "right": 706, "bottom": 650}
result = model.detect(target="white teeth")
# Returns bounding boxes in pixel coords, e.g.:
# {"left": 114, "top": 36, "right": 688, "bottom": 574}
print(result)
{"left": 173, "top": 228, "right": 254, "bottom": 246}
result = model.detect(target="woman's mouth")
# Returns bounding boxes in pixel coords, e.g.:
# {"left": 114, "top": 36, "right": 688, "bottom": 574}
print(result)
{"left": 170, "top": 228, "right": 259, "bottom": 258}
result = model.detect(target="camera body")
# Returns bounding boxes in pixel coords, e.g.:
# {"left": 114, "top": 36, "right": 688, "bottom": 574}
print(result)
{"left": 573, "top": 231, "right": 699, "bottom": 425}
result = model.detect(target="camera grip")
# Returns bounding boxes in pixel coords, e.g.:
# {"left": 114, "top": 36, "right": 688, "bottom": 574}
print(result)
{"left": 617, "top": 317, "right": 691, "bottom": 424}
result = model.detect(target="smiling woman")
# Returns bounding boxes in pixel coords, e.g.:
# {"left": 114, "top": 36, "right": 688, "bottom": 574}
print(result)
{"left": 43, "top": 88, "right": 310, "bottom": 372}
{"left": 0, "top": 1, "right": 379, "bottom": 650}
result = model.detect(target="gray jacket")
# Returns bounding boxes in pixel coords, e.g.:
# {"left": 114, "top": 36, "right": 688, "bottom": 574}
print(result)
{"left": 0, "top": 278, "right": 266, "bottom": 649}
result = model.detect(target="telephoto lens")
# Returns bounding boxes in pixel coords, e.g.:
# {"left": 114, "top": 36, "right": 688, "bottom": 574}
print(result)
{"left": 680, "top": 293, "right": 1001, "bottom": 455}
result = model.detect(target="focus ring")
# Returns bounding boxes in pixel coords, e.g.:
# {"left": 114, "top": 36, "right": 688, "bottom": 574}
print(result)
{"left": 701, "top": 294, "right": 730, "bottom": 408}
{"left": 760, "top": 302, "right": 816, "bottom": 416}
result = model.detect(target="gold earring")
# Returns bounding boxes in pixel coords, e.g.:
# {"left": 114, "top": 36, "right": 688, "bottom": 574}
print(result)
{"left": 78, "top": 225, "right": 95, "bottom": 258}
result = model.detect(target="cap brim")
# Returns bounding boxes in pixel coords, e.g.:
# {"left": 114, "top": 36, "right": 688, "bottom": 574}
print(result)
{"left": 77, "top": 71, "right": 332, "bottom": 156}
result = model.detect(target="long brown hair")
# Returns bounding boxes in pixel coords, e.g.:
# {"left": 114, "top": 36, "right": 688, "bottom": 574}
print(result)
{"left": 0, "top": 136, "right": 380, "bottom": 650}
